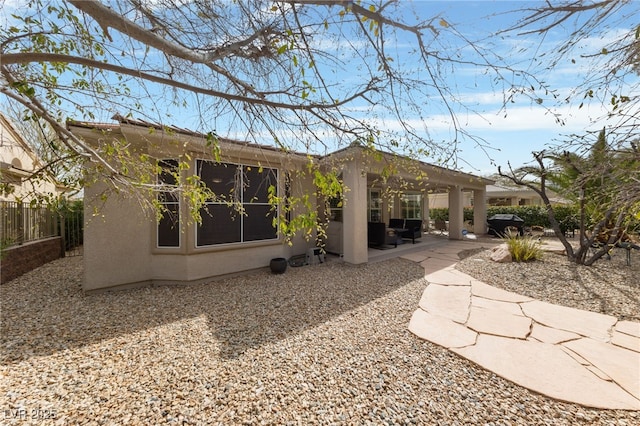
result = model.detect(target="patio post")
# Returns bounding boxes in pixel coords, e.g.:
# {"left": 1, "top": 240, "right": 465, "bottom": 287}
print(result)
{"left": 473, "top": 188, "right": 487, "bottom": 235}
{"left": 342, "top": 159, "right": 368, "bottom": 264}
{"left": 448, "top": 186, "right": 463, "bottom": 240}
{"left": 422, "top": 194, "right": 430, "bottom": 232}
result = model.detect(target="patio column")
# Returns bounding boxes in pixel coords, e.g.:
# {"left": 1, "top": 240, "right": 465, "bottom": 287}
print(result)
{"left": 473, "top": 188, "right": 487, "bottom": 235}
{"left": 448, "top": 186, "right": 463, "bottom": 240}
{"left": 422, "top": 193, "right": 430, "bottom": 231}
{"left": 342, "top": 159, "right": 368, "bottom": 264}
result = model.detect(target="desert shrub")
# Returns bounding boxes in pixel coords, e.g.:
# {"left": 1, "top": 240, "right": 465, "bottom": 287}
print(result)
{"left": 552, "top": 204, "right": 580, "bottom": 234}
{"left": 429, "top": 208, "right": 448, "bottom": 221}
{"left": 503, "top": 231, "right": 543, "bottom": 262}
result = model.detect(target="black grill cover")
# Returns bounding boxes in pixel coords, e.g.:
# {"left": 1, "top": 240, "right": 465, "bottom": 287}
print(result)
{"left": 487, "top": 214, "right": 525, "bottom": 236}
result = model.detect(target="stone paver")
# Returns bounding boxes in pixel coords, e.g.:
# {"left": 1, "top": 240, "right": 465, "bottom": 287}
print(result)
{"left": 420, "top": 258, "right": 457, "bottom": 274}
{"left": 471, "top": 296, "right": 525, "bottom": 315}
{"left": 418, "top": 284, "right": 470, "bottom": 324}
{"left": 563, "top": 338, "right": 640, "bottom": 400}
{"left": 611, "top": 330, "right": 640, "bottom": 352}
{"left": 408, "top": 309, "right": 478, "bottom": 348}
{"left": 452, "top": 335, "right": 639, "bottom": 410}
{"left": 471, "top": 281, "right": 533, "bottom": 303}
{"left": 466, "top": 306, "right": 531, "bottom": 339}
{"left": 529, "top": 323, "right": 581, "bottom": 344}
{"left": 424, "top": 268, "right": 473, "bottom": 286}
{"left": 407, "top": 241, "right": 640, "bottom": 410}
{"left": 616, "top": 320, "right": 640, "bottom": 338}
{"left": 521, "top": 300, "right": 617, "bottom": 342}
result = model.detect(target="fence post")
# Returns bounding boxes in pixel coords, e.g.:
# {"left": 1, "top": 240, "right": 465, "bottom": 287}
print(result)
{"left": 59, "top": 210, "right": 66, "bottom": 258}
{"left": 16, "top": 201, "right": 24, "bottom": 245}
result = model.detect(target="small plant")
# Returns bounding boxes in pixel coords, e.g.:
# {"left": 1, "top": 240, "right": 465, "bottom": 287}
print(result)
{"left": 503, "top": 231, "right": 543, "bottom": 262}
{"left": 0, "top": 237, "right": 16, "bottom": 260}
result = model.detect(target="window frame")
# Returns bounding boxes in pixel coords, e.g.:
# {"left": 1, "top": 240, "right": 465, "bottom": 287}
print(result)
{"left": 368, "top": 188, "right": 382, "bottom": 222}
{"left": 195, "top": 159, "right": 279, "bottom": 248}
{"left": 401, "top": 192, "right": 422, "bottom": 220}
{"left": 156, "top": 159, "right": 181, "bottom": 249}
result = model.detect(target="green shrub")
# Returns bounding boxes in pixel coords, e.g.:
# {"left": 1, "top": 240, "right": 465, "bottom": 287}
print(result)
{"left": 486, "top": 205, "right": 550, "bottom": 227}
{"left": 432, "top": 204, "right": 584, "bottom": 230}
{"left": 503, "top": 231, "right": 543, "bottom": 262}
{"left": 429, "top": 208, "right": 449, "bottom": 221}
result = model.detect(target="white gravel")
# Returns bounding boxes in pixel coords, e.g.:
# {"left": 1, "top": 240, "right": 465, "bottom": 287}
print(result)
{"left": 456, "top": 244, "right": 640, "bottom": 322}
{"left": 1, "top": 252, "right": 639, "bottom": 425}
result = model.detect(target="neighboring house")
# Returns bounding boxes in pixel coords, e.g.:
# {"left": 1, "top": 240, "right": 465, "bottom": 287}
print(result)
{"left": 0, "top": 112, "right": 66, "bottom": 201}
{"left": 68, "top": 116, "right": 491, "bottom": 292}
{"left": 427, "top": 183, "right": 569, "bottom": 209}
{"left": 428, "top": 191, "right": 474, "bottom": 209}
{"left": 1, "top": 112, "right": 69, "bottom": 284}
{"left": 486, "top": 184, "right": 569, "bottom": 206}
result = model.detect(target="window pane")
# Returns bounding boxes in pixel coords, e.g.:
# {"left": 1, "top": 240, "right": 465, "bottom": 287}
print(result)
{"left": 159, "top": 159, "right": 178, "bottom": 185}
{"left": 197, "top": 205, "right": 241, "bottom": 246}
{"left": 243, "top": 166, "right": 277, "bottom": 203}
{"left": 158, "top": 159, "right": 180, "bottom": 247}
{"left": 243, "top": 205, "right": 277, "bottom": 241}
{"left": 158, "top": 204, "right": 180, "bottom": 247}
{"left": 401, "top": 193, "right": 422, "bottom": 219}
{"left": 196, "top": 161, "right": 279, "bottom": 246}
{"left": 198, "top": 161, "right": 238, "bottom": 200}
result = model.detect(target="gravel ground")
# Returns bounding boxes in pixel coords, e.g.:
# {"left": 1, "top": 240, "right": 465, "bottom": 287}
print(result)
{"left": 1, "top": 251, "right": 639, "bottom": 425}
{"left": 456, "top": 243, "right": 640, "bottom": 322}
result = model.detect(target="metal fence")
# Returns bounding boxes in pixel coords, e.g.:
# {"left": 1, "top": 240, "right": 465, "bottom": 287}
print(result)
{"left": 60, "top": 201, "right": 83, "bottom": 256}
{"left": 0, "top": 200, "right": 83, "bottom": 255}
{"left": 1, "top": 201, "right": 59, "bottom": 247}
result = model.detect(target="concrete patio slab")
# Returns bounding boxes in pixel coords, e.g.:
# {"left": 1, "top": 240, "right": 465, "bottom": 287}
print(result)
{"left": 407, "top": 240, "right": 640, "bottom": 410}
{"left": 399, "top": 251, "right": 430, "bottom": 263}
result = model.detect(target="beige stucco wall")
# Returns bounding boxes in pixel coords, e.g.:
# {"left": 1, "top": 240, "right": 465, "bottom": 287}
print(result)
{"left": 428, "top": 192, "right": 474, "bottom": 209}
{"left": 81, "top": 133, "right": 317, "bottom": 291}
{"left": 0, "top": 114, "right": 63, "bottom": 202}
{"left": 83, "top": 179, "right": 154, "bottom": 290}
{"left": 148, "top": 169, "right": 315, "bottom": 285}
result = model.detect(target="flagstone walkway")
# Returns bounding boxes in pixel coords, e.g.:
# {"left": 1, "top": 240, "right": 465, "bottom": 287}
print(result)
{"left": 403, "top": 240, "right": 640, "bottom": 410}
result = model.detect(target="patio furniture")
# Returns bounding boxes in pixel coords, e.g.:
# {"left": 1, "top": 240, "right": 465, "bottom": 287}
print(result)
{"left": 389, "top": 219, "right": 423, "bottom": 244}
{"left": 434, "top": 219, "right": 448, "bottom": 235}
{"left": 368, "top": 222, "right": 397, "bottom": 248}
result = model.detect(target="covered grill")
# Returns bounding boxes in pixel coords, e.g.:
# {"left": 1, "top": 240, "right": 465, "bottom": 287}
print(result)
{"left": 487, "top": 214, "right": 525, "bottom": 237}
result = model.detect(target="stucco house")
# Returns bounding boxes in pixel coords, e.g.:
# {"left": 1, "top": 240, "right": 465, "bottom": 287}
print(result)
{"left": 485, "top": 184, "right": 569, "bottom": 206}
{"left": 68, "top": 116, "right": 490, "bottom": 292}
{"left": 427, "top": 182, "right": 569, "bottom": 209}
{"left": 0, "top": 112, "right": 66, "bottom": 201}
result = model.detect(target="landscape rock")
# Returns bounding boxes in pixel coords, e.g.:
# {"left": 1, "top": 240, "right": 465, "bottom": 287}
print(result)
{"left": 490, "top": 243, "right": 512, "bottom": 263}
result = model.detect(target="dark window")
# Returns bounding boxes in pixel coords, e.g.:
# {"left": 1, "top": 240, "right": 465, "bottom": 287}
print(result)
{"left": 196, "top": 160, "right": 278, "bottom": 246}
{"left": 157, "top": 159, "right": 180, "bottom": 247}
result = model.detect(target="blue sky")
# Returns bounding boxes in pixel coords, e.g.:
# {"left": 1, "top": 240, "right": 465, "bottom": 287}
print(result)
{"left": 2, "top": 0, "right": 636, "bottom": 177}
{"left": 365, "top": 0, "right": 636, "bottom": 176}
